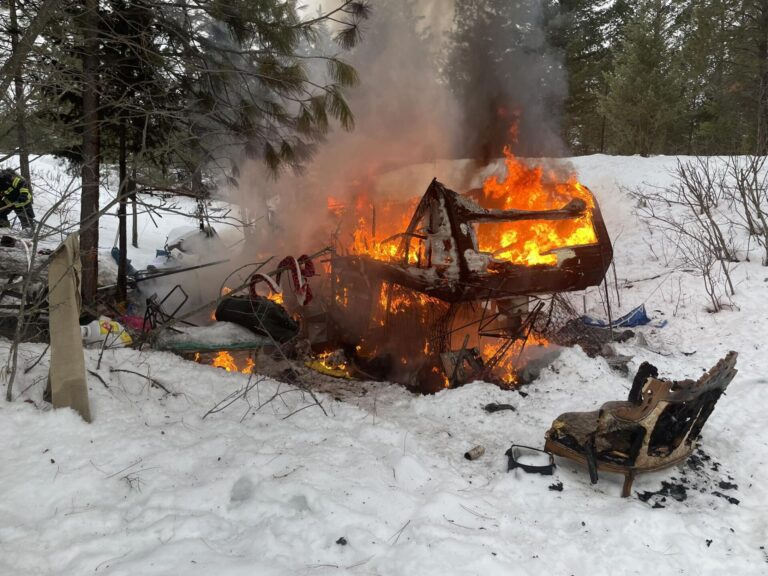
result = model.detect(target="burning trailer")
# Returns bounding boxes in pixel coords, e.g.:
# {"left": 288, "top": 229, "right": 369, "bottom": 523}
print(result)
{"left": 152, "top": 153, "right": 614, "bottom": 392}
{"left": 317, "top": 153, "right": 614, "bottom": 392}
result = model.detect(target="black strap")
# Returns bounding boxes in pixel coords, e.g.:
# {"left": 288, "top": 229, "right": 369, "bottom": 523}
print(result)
{"left": 584, "top": 435, "right": 599, "bottom": 484}
{"left": 505, "top": 444, "right": 555, "bottom": 476}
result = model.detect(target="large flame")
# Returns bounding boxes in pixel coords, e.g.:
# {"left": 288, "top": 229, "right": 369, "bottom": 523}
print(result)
{"left": 328, "top": 150, "right": 594, "bottom": 388}
{"left": 330, "top": 193, "right": 420, "bottom": 263}
{"left": 335, "top": 149, "right": 597, "bottom": 268}
{"left": 476, "top": 149, "right": 597, "bottom": 266}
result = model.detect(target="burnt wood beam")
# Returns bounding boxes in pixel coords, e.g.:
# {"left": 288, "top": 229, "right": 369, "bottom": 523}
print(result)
{"left": 460, "top": 198, "right": 587, "bottom": 223}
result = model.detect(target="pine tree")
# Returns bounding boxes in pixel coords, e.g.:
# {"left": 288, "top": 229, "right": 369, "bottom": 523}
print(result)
{"left": 6, "top": 0, "right": 32, "bottom": 187}
{"left": 551, "top": 0, "right": 634, "bottom": 153}
{"left": 8, "top": 0, "right": 370, "bottom": 303}
{"left": 600, "top": 0, "right": 685, "bottom": 155}
{"left": 730, "top": 0, "right": 768, "bottom": 152}
{"left": 677, "top": 0, "right": 747, "bottom": 154}
{"left": 160, "top": 0, "right": 369, "bottom": 175}
{"left": 445, "top": 0, "right": 566, "bottom": 160}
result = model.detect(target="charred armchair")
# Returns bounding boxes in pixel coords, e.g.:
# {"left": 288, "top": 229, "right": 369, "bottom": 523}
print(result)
{"left": 544, "top": 352, "right": 738, "bottom": 497}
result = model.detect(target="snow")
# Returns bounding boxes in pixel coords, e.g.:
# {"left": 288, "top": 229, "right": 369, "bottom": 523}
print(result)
{"left": 1, "top": 154, "right": 768, "bottom": 575}
{"left": 155, "top": 322, "right": 271, "bottom": 351}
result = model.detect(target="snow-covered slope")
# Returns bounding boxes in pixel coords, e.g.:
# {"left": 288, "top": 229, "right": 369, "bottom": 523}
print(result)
{"left": 1, "top": 155, "right": 766, "bottom": 575}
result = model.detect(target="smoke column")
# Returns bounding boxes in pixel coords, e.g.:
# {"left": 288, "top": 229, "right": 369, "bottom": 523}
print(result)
{"left": 235, "top": 0, "right": 460, "bottom": 255}
{"left": 446, "top": 0, "right": 568, "bottom": 161}
{"left": 233, "top": 0, "right": 569, "bottom": 257}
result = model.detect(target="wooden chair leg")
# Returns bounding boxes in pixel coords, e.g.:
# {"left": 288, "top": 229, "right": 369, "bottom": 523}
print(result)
{"left": 621, "top": 471, "right": 635, "bottom": 497}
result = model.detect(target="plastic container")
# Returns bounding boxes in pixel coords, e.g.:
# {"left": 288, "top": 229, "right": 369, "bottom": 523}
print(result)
{"left": 80, "top": 316, "right": 133, "bottom": 348}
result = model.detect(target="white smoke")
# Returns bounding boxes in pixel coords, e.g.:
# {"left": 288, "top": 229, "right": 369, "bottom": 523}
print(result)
{"left": 229, "top": 0, "right": 570, "bottom": 258}
{"left": 232, "top": 0, "right": 461, "bottom": 256}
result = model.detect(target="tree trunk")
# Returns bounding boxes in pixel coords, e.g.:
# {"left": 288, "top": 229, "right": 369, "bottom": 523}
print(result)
{"left": 599, "top": 78, "right": 609, "bottom": 154}
{"left": 79, "top": 0, "right": 100, "bottom": 305}
{"left": 117, "top": 119, "right": 128, "bottom": 302}
{"left": 131, "top": 167, "right": 138, "bottom": 248}
{"left": 9, "top": 0, "right": 31, "bottom": 188}
{"left": 755, "top": 0, "right": 768, "bottom": 154}
{"left": 192, "top": 165, "right": 205, "bottom": 231}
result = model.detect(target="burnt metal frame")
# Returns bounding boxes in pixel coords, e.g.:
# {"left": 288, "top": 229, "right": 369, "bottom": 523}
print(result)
{"left": 326, "top": 178, "right": 614, "bottom": 386}
{"left": 143, "top": 284, "right": 190, "bottom": 332}
{"left": 331, "top": 179, "right": 613, "bottom": 304}
{"left": 397, "top": 178, "right": 589, "bottom": 275}
{"left": 480, "top": 300, "right": 545, "bottom": 380}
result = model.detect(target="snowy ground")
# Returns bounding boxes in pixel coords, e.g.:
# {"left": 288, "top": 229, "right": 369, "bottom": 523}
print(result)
{"left": 1, "top": 155, "right": 767, "bottom": 575}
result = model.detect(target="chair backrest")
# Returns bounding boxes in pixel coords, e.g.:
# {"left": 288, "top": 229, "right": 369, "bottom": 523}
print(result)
{"left": 632, "top": 351, "right": 737, "bottom": 467}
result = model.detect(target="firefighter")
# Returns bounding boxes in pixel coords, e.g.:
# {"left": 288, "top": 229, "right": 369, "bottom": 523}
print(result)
{"left": 0, "top": 168, "right": 35, "bottom": 231}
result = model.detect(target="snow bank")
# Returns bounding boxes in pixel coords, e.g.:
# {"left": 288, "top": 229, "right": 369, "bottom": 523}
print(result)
{"left": 1, "top": 154, "right": 767, "bottom": 574}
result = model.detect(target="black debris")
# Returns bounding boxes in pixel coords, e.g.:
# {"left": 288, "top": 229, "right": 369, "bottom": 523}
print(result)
{"left": 712, "top": 491, "right": 740, "bottom": 505}
{"left": 484, "top": 403, "right": 516, "bottom": 413}
{"left": 638, "top": 481, "right": 688, "bottom": 505}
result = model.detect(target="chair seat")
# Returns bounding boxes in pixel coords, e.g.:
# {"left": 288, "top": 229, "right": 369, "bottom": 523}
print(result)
{"left": 550, "top": 410, "right": 600, "bottom": 447}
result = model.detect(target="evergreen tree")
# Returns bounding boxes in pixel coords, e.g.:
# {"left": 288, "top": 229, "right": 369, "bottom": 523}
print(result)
{"left": 156, "top": 1, "right": 369, "bottom": 175}
{"left": 4, "top": 0, "right": 369, "bottom": 303}
{"left": 551, "top": 0, "right": 634, "bottom": 153}
{"left": 445, "top": 0, "right": 566, "bottom": 160}
{"left": 730, "top": 0, "right": 768, "bottom": 152}
{"left": 677, "top": 0, "right": 747, "bottom": 154}
{"left": 600, "top": 0, "right": 684, "bottom": 155}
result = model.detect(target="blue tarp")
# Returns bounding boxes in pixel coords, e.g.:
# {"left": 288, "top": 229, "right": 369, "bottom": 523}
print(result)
{"left": 580, "top": 304, "right": 666, "bottom": 329}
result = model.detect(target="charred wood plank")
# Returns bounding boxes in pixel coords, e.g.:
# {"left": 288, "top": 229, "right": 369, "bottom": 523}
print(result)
{"left": 460, "top": 198, "right": 588, "bottom": 223}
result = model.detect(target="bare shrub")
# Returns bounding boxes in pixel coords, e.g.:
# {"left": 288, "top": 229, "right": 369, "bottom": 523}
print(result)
{"left": 630, "top": 157, "right": 737, "bottom": 312}
{"left": 726, "top": 155, "right": 768, "bottom": 265}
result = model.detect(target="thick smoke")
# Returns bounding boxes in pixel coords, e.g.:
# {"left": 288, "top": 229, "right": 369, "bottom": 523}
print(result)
{"left": 144, "top": 1, "right": 572, "bottom": 324}
{"left": 446, "top": 0, "right": 568, "bottom": 161}
{"left": 232, "top": 0, "right": 569, "bottom": 258}
{"left": 234, "top": 0, "right": 460, "bottom": 256}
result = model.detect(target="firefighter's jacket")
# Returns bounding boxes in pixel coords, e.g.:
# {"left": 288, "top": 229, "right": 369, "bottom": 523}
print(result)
{"left": 0, "top": 171, "right": 32, "bottom": 209}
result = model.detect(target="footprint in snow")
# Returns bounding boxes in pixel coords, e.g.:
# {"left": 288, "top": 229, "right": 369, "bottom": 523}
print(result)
{"left": 230, "top": 476, "right": 255, "bottom": 504}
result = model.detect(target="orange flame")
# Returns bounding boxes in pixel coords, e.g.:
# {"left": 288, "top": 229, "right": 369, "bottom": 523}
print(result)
{"left": 339, "top": 150, "right": 597, "bottom": 268}
{"left": 476, "top": 149, "right": 597, "bottom": 266}
{"left": 242, "top": 357, "right": 255, "bottom": 374}
{"left": 318, "top": 351, "right": 348, "bottom": 372}
{"left": 348, "top": 197, "right": 421, "bottom": 263}
{"left": 327, "top": 149, "right": 591, "bottom": 389}
{"left": 210, "top": 351, "right": 255, "bottom": 374}
{"left": 268, "top": 292, "right": 284, "bottom": 305}
{"left": 482, "top": 333, "right": 549, "bottom": 387}
{"left": 212, "top": 351, "right": 238, "bottom": 372}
